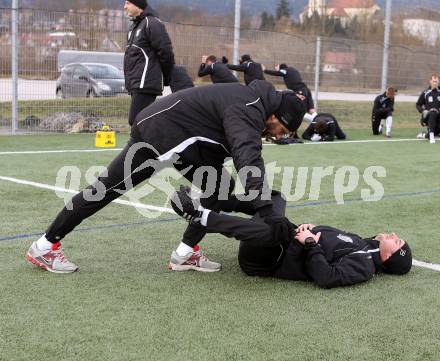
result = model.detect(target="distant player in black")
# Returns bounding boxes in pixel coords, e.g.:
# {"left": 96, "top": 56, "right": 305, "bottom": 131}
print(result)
{"left": 169, "top": 65, "right": 194, "bottom": 93}
{"left": 416, "top": 74, "right": 440, "bottom": 144}
{"left": 197, "top": 55, "right": 239, "bottom": 84}
{"left": 302, "top": 113, "right": 346, "bottom": 142}
{"left": 225, "top": 54, "right": 265, "bottom": 85}
{"left": 372, "top": 87, "right": 396, "bottom": 137}
{"left": 171, "top": 187, "right": 413, "bottom": 289}
{"left": 26, "top": 81, "right": 306, "bottom": 275}
{"left": 264, "top": 63, "right": 317, "bottom": 122}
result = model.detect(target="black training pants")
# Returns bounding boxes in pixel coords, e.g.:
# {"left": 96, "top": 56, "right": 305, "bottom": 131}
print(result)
{"left": 44, "top": 137, "right": 252, "bottom": 248}
{"left": 204, "top": 192, "right": 309, "bottom": 281}
{"left": 128, "top": 93, "right": 157, "bottom": 126}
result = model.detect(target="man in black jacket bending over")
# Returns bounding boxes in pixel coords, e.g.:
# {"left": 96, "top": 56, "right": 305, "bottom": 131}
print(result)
{"left": 124, "top": 1, "right": 175, "bottom": 126}
{"left": 26, "top": 80, "right": 306, "bottom": 275}
{"left": 302, "top": 113, "right": 346, "bottom": 142}
{"left": 171, "top": 187, "right": 413, "bottom": 289}
{"left": 372, "top": 87, "right": 396, "bottom": 137}
{"left": 226, "top": 54, "right": 265, "bottom": 85}
{"left": 198, "top": 55, "right": 239, "bottom": 84}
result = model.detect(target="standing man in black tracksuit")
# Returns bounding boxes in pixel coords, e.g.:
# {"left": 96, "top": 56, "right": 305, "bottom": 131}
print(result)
{"left": 169, "top": 65, "right": 194, "bottom": 93}
{"left": 198, "top": 55, "right": 239, "bottom": 84}
{"left": 264, "top": 63, "right": 317, "bottom": 123}
{"left": 372, "top": 87, "right": 396, "bottom": 137}
{"left": 124, "top": 0, "right": 175, "bottom": 126}
{"left": 302, "top": 113, "right": 346, "bottom": 142}
{"left": 416, "top": 74, "right": 440, "bottom": 144}
{"left": 26, "top": 81, "right": 306, "bottom": 275}
{"left": 225, "top": 54, "right": 265, "bottom": 85}
{"left": 171, "top": 187, "right": 413, "bottom": 289}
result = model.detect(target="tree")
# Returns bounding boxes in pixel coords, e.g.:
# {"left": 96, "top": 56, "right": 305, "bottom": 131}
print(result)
{"left": 276, "top": 0, "right": 291, "bottom": 21}
{"left": 260, "top": 11, "right": 275, "bottom": 31}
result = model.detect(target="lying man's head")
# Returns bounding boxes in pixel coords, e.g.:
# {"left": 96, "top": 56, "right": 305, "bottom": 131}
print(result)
{"left": 375, "top": 233, "right": 412, "bottom": 275}
{"left": 314, "top": 119, "right": 329, "bottom": 135}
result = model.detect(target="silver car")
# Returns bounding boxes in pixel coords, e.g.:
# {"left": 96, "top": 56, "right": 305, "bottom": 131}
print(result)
{"left": 56, "top": 63, "right": 128, "bottom": 98}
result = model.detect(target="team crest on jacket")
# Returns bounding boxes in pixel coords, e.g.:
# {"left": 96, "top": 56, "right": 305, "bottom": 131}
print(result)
{"left": 337, "top": 234, "right": 353, "bottom": 243}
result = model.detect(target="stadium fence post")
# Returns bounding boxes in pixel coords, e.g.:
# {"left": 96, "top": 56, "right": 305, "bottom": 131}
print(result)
{"left": 381, "top": 0, "right": 392, "bottom": 92}
{"left": 11, "top": 0, "right": 19, "bottom": 134}
{"left": 314, "top": 36, "right": 321, "bottom": 111}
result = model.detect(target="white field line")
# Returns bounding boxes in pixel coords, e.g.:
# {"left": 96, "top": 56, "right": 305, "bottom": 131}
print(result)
{"left": 0, "top": 175, "right": 174, "bottom": 214}
{"left": 0, "top": 138, "right": 430, "bottom": 155}
{"left": 1, "top": 175, "right": 439, "bottom": 273}
{"left": 0, "top": 149, "right": 123, "bottom": 155}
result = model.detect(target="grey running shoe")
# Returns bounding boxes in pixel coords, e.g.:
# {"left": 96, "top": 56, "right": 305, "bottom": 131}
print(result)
{"left": 26, "top": 241, "right": 79, "bottom": 273}
{"left": 168, "top": 250, "right": 221, "bottom": 272}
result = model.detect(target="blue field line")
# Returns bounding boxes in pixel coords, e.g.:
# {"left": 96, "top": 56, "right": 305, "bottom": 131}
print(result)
{"left": 1, "top": 188, "right": 440, "bottom": 243}
{"left": 286, "top": 188, "right": 440, "bottom": 209}
{"left": 0, "top": 217, "right": 179, "bottom": 242}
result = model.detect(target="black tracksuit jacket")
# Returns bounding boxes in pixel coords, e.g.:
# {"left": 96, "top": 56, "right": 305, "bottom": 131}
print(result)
{"left": 416, "top": 87, "right": 440, "bottom": 113}
{"left": 124, "top": 6, "right": 175, "bottom": 95}
{"left": 227, "top": 61, "right": 266, "bottom": 85}
{"left": 169, "top": 65, "right": 194, "bottom": 93}
{"left": 372, "top": 92, "right": 394, "bottom": 119}
{"left": 132, "top": 80, "right": 282, "bottom": 213}
{"left": 264, "top": 67, "right": 305, "bottom": 91}
{"left": 301, "top": 226, "right": 382, "bottom": 288}
{"left": 198, "top": 62, "right": 239, "bottom": 83}
{"left": 302, "top": 113, "right": 346, "bottom": 141}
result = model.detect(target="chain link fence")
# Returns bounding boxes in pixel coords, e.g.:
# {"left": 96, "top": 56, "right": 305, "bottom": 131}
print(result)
{"left": 1, "top": 7, "right": 439, "bottom": 133}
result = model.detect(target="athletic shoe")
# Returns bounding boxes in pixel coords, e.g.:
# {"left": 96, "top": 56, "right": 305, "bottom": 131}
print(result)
{"left": 378, "top": 124, "right": 383, "bottom": 134}
{"left": 386, "top": 132, "right": 391, "bottom": 138}
{"left": 170, "top": 185, "right": 203, "bottom": 224}
{"left": 417, "top": 132, "right": 426, "bottom": 139}
{"left": 26, "top": 241, "right": 79, "bottom": 273}
{"left": 168, "top": 250, "right": 221, "bottom": 272}
{"left": 430, "top": 132, "right": 436, "bottom": 144}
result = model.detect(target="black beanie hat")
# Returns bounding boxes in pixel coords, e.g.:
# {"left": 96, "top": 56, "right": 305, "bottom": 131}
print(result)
{"left": 279, "top": 63, "right": 288, "bottom": 70}
{"left": 128, "top": 0, "right": 147, "bottom": 10}
{"left": 274, "top": 91, "right": 306, "bottom": 132}
{"left": 382, "top": 242, "right": 412, "bottom": 275}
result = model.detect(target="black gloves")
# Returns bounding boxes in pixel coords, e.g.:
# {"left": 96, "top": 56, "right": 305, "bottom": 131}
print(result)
{"left": 221, "top": 56, "right": 229, "bottom": 64}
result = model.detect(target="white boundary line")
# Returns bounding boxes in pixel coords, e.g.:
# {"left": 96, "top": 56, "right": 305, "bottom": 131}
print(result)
{"left": 0, "top": 149, "right": 122, "bottom": 155}
{"left": 1, "top": 175, "right": 439, "bottom": 273}
{"left": 0, "top": 138, "right": 429, "bottom": 155}
{"left": 0, "top": 175, "right": 174, "bottom": 214}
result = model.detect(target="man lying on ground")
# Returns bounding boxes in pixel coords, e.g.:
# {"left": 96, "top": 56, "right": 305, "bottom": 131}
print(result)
{"left": 171, "top": 186, "right": 412, "bottom": 289}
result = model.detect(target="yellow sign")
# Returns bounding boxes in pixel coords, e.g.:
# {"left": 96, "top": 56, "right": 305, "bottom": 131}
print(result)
{"left": 95, "top": 125, "right": 116, "bottom": 148}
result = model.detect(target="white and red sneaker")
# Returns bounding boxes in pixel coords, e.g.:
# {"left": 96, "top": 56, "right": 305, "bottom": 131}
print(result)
{"left": 26, "top": 241, "right": 79, "bottom": 273}
{"left": 168, "top": 250, "right": 221, "bottom": 272}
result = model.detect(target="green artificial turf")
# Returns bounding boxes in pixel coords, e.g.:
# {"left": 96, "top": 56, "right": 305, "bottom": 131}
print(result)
{"left": 1, "top": 131, "right": 439, "bottom": 361}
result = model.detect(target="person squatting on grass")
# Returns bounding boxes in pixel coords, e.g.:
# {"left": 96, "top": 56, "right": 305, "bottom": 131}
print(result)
{"left": 124, "top": 0, "right": 175, "bottom": 126}
{"left": 371, "top": 87, "right": 396, "bottom": 138}
{"left": 171, "top": 186, "right": 413, "bottom": 289}
{"left": 416, "top": 74, "right": 440, "bottom": 144}
{"left": 26, "top": 80, "right": 306, "bottom": 274}
{"left": 301, "top": 113, "right": 346, "bottom": 142}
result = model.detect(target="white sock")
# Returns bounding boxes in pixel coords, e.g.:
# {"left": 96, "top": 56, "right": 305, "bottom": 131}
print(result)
{"left": 176, "top": 242, "right": 194, "bottom": 257}
{"left": 386, "top": 116, "right": 393, "bottom": 134}
{"left": 201, "top": 209, "right": 211, "bottom": 227}
{"left": 36, "top": 234, "right": 53, "bottom": 251}
{"left": 303, "top": 112, "right": 317, "bottom": 123}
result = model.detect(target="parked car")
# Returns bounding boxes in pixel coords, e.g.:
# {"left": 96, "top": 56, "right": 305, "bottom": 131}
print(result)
{"left": 56, "top": 63, "right": 128, "bottom": 98}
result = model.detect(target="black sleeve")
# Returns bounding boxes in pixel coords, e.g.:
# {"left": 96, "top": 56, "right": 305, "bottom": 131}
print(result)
{"left": 227, "top": 64, "right": 246, "bottom": 72}
{"left": 198, "top": 63, "right": 212, "bottom": 77}
{"left": 322, "top": 123, "right": 336, "bottom": 142}
{"left": 304, "top": 245, "right": 375, "bottom": 288}
{"left": 264, "top": 69, "right": 284, "bottom": 77}
{"left": 222, "top": 105, "right": 273, "bottom": 213}
{"left": 147, "top": 18, "right": 175, "bottom": 86}
{"left": 302, "top": 123, "right": 315, "bottom": 140}
{"left": 372, "top": 95, "right": 381, "bottom": 114}
{"left": 416, "top": 92, "right": 425, "bottom": 113}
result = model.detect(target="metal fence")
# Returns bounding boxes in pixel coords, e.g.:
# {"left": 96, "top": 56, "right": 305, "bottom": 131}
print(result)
{"left": 1, "top": 7, "right": 440, "bottom": 133}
